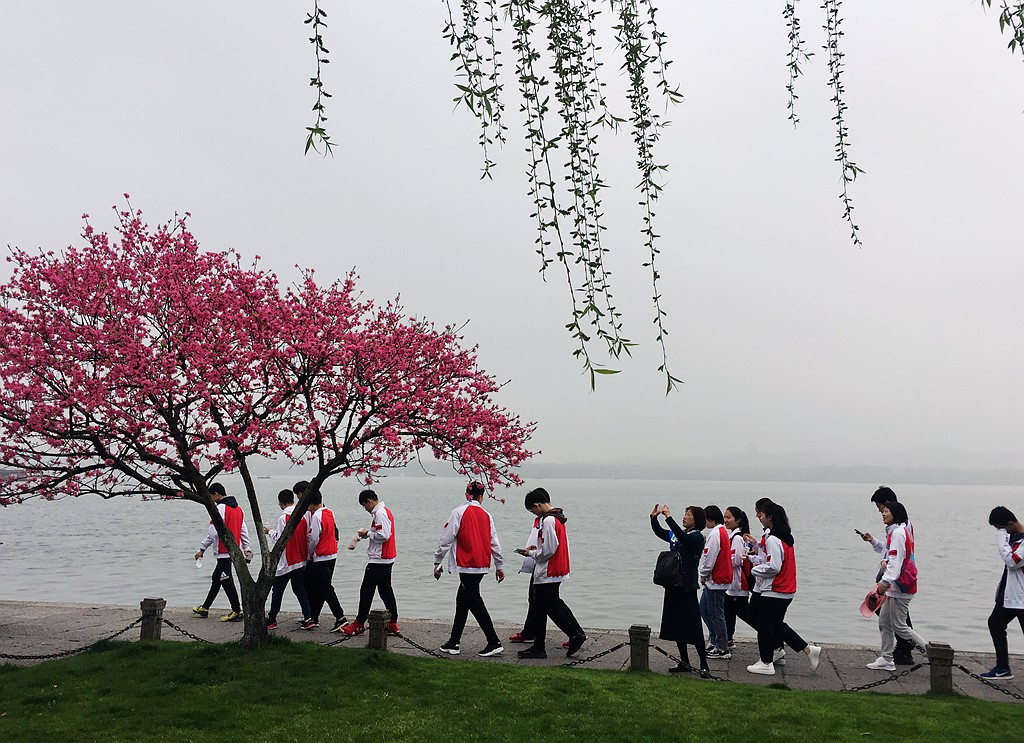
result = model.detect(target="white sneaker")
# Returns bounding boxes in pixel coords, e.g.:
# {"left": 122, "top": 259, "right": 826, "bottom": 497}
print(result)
{"left": 866, "top": 657, "right": 896, "bottom": 671}
{"left": 808, "top": 645, "right": 822, "bottom": 672}
{"left": 746, "top": 660, "right": 776, "bottom": 676}
{"left": 772, "top": 647, "right": 786, "bottom": 665}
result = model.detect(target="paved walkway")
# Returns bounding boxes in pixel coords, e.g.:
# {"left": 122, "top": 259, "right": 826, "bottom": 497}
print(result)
{"left": 1, "top": 601, "right": 1021, "bottom": 704}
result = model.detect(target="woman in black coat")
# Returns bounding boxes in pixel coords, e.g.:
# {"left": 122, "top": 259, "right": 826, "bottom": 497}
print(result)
{"left": 651, "top": 503, "right": 708, "bottom": 674}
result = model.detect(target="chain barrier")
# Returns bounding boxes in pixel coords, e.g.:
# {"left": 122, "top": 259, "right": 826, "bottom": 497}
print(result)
{"left": 841, "top": 662, "right": 927, "bottom": 692}
{"left": 651, "top": 644, "right": 730, "bottom": 681}
{"left": 320, "top": 632, "right": 357, "bottom": 648}
{"left": 161, "top": 618, "right": 212, "bottom": 644}
{"left": 393, "top": 632, "right": 444, "bottom": 658}
{"left": 562, "top": 641, "right": 627, "bottom": 668}
{"left": 0, "top": 617, "right": 143, "bottom": 661}
{"left": 954, "top": 664, "right": 1024, "bottom": 703}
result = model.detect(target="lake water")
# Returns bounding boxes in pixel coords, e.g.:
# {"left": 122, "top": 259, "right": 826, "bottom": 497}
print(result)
{"left": 0, "top": 477, "right": 1020, "bottom": 653}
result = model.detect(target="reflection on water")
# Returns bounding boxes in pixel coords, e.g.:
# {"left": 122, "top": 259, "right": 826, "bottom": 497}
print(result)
{"left": 1, "top": 476, "right": 1020, "bottom": 653}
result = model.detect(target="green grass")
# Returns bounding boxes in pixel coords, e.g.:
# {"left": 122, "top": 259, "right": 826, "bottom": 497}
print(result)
{"left": 0, "top": 639, "right": 1018, "bottom": 742}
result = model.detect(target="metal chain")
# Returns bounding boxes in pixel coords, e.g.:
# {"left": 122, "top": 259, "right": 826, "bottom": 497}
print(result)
{"left": 321, "top": 632, "right": 357, "bottom": 647}
{"left": 650, "top": 644, "right": 730, "bottom": 681}
{"left": 954, "top": 664, "right": 1024, "bottom": 702}
{"left": 842, "top": 662, "right": 927, "bottom": 692}
{"left": 0, "top": 617, "right": 143, "bottom": 661}
{"left": 161, "top": 618, "right": 212, "bottom": 643}
{"left": 562, "top": 641, "right": 627, "bottom": 668}
{"left": 393, "top": 631, "right": 444, "bottom": 658}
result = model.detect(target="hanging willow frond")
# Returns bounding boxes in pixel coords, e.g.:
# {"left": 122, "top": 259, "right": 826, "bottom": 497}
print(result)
{"left": 783, "top": 0, "right": 813, "bottom": 128}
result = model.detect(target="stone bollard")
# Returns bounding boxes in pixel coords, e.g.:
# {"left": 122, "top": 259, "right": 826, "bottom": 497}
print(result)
{"left": 367, "top": 609, "right": 391, "bottom": 651}
{"left": 140, "top": 597, "right": 167, "bottom": 641}
{"left": 927, "top": 642, "right": 955, "bottom": 694}
{"left": 628, "top": 624, "right": 651, "bottom": 671}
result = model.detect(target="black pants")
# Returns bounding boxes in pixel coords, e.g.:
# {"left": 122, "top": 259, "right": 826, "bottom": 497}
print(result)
{"left": 989, "top": 603, "right": 1024, "bottom": 669}
{"left": 202, "top": 557, "right": 240, "bottom": 612}
{"left": 305, "top": 559, "right": 345, "bottom": 622}
{"left": 523, "top": 581, "right": 584, "bottom": 649}
{"left": 725, "top": 594, "right": 755, "bottom": 641}
{"left": 448, "top": 573, "right": 499, "bottom": 645}
{"left": 754, "top": 595, "right": 808, "bottom": 663}
{"left": 356, "top": 562, "right": 398, "bottom": 624}
{"left": 268, "top": 567, "right": 311, "bottom": 623}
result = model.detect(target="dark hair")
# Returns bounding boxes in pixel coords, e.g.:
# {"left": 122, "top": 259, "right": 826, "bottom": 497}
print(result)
{"left": 524, "top": 487, "right": 551, "bottom": 509}
{"left": 754, "top": 497, "right": 774, "bottom": 514}
{"left": 725, "top": 506, "right": 750, "bottom": 535}
{"left": 358, "top": 489, "right": 378, "bottom": 506}
{"left": 466, "top": 481, "right": 485, "bottom": 499}
{"left": 685, "top": 506, "right": 706, "bottom": 529}
{"left": 704, "top": 505, "right": 724, "bottom": 525}
{"left": 293, "top": 480, "right": 309, "bottom": 495}
{"left": 763, "top": 502, "right": 793, "bottom": 545}
{"left": 884, "top": 500, "right": 909, "bottom": 525}
{"left": 871, "top": 486, "right": 897, "bottom": 505}
{"left": 209, "top": 483, "right": 226, "bottom": 496}
{"left": 278, "top": 489, "right": 294, "bottom": 505}
{"left": 990, "top": 506, "right": 1017, "bottom": 528}
{"left": 309, "top": 491, "right": 323, "bottom": 506}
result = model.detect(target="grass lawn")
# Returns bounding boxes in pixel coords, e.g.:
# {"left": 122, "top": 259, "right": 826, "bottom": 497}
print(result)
{"left": 0, "top": 638, "right": 1018, "bottom": 742}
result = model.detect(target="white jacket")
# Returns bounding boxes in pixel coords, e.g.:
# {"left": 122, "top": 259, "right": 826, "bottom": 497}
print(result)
{"left": 698, "top": 524, "right": 732, "bottom": 590}
{"left": 995, "top": 529, "right": 1024, "bottom": 610}
{"left": 726, "top": 529, "right": 750, "bottom": 597}
{"left": 879, "top": 523, "right": 914, "bottom": 598}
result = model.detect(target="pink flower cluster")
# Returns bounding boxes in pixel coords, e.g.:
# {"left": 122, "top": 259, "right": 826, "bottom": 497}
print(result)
{"left": 0, "top": 207, "right": 534, "bottom": 503}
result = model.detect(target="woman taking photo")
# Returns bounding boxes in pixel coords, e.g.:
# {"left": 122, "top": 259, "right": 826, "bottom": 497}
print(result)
{"left": 650, "top": 503, "right": 708, "bottom": 675}
{"left": 867, "top": 500, "right": 927, "bottom": 671}
{"left": 743, "top": 501, "right": 822, "bottom": 676}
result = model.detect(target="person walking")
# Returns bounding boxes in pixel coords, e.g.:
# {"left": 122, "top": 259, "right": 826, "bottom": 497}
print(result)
{"left": 981, "top": 506, "right": 1024, "bottom": 680}
{"left": 340, "top": 489, "right": 399, "bottom": 636}
{"left": 860, "top": 485, "right": 915, "bottom": 665}
{"left": 865, "top": 500, "right": 926, "bottom": 671}
{"left": 302, "top": 485, "right": 347, "bottom": 632}
{"left": 434, "top": 481, "right": 505, "bottom": 657}
{"left": 265, "top": 488, "right": 313, "bottom": 631}
{"left": 651, "top": 503, "right": 709, "bottom": 675}
{"left": 192, "top": 482, "right": 251, "bottom": 622}
{"left": 699, "top": 505, "right": 732, "bottom": 659}
{"left": 743, "top": 501, "right": 822, "bottom": 676}
{"left": 723, "top": 505, "right": 755, "bottom": 649}
{"left": 515, "top": 487, "right": 587, "bottom": 659}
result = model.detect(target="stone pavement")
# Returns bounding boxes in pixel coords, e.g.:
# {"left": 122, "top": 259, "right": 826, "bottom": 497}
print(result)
{"left": 1, "top": 600, "right": 1022, "bottom": 704}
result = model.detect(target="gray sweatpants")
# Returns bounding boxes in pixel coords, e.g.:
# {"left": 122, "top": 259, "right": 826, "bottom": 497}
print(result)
{"left": 879, "top": 595, "right": 925, "bottom": 661}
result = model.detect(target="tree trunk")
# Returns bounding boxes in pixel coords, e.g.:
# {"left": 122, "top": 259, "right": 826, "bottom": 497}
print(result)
{"left": 239, "top": 579, "right": 272, "bottom": 649}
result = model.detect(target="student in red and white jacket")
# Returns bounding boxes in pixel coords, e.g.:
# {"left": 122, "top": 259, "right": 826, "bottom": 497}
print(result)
{"left": 723, "top": 506, "right": 755, "bottom": 648}
{"left": 341, "top": 489, "right": 399, "bottom": 636}
{"left": 299, "top": 483, "right": 347, "bottom": 633}
{"left": 434, "top": 481, "right": 505, "bottom": 657}
{"left": 699, "top": 505, "right": 733, "bottom": 658}
{"left": 516, "top": 487, "right": 587, "bottom": 660}
{"left": 983, "top": 506, "right": 1024, "bottom": 680}
{"left": 742, "top": 501, "right": 821, "bottom": 676}
{"left": 866, "top": 500, "right": 926, "bottom": 672}
{"left": 265, "top": 488, "right": 313, "bottom": 630}
{"left": 192, "top": 482, "right": 251, "bottom": 622}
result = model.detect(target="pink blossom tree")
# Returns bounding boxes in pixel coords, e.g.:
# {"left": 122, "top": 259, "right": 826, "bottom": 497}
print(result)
{"left": 0, "top": 204, "right": 534, "bottom": 648}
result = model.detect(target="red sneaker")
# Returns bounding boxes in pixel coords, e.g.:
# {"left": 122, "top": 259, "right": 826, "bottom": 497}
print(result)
{"left": 386, "top": 622, "right": 401, "bottom": 636}
{"left": 562, "top": 640, "right": 570, "bottom": 648}
{"left": 508, "top": 632, "right": 532, "bottom": 644}
{"left": 266, "top": 621, "right": 278, "bottom": 631}
{"left": 340, "top": 621, "right": 365, "bottom": 636}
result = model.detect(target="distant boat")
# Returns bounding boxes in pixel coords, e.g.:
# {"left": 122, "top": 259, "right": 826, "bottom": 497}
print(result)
{"left": 257, "top": 476, "right": 271, "bottom": 480}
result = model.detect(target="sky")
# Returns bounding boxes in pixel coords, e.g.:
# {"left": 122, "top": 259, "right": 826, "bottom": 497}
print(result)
{"left": 1, "top": 1, "right": 1022, "bottom": 471}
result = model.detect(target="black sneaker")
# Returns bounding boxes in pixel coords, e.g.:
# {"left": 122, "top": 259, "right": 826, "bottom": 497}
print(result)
{"left": 668, "top": 663, "right": 692, "bottom": 674}
{"left": 439, "top": 641, "right": 461, "bottom": 655}
{"left": 478, "top": 642, "right": 504, "bottom": 657}
{"left": 329, "top": 617, "right": 347, "bottom": 633}
{"left": 893, "top": 654, "right": 914, "bottom": 666}
{"left": 517, "top": 646, "right": 547, "bottom": 659}
{"left": 566, "top": 634, "right": 587, "bottom": 658}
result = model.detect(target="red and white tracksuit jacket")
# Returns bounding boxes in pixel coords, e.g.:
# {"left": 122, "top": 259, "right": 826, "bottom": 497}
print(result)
{"left": 269, "top": 505, "right": 310, "bottom": 577}
{"left": 198, "top": 501, "right": 251, "bottom": 559}
{"left": 698, "top": 523, "right": 733, "bottom": 590}
{"left": 726, "top": 529, "right": 752, "bottom": 598}
{"left": 308, "top": 507, "right": 339, "bottom": 563}
{"left": 531, "top": 513, "right": 571, "bottom": 584}
{"left": 434, "top": 500, "right": 503, "bottom": 574}
{"left": 880, "top": 523, "right": 915, "bottom": 598}
{"left": 365, "top": 502, "right": 396, "bottom": 564}
{"left": 750, "top": 533, "right": 797, "bottom": 598}
{"left": 995, "top": 528, "right": 1024, "bottom": 609}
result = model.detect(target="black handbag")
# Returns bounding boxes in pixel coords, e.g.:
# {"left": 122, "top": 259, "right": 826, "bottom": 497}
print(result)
{"left": 653, "top": 549, "right": 685, "bottom": 587}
